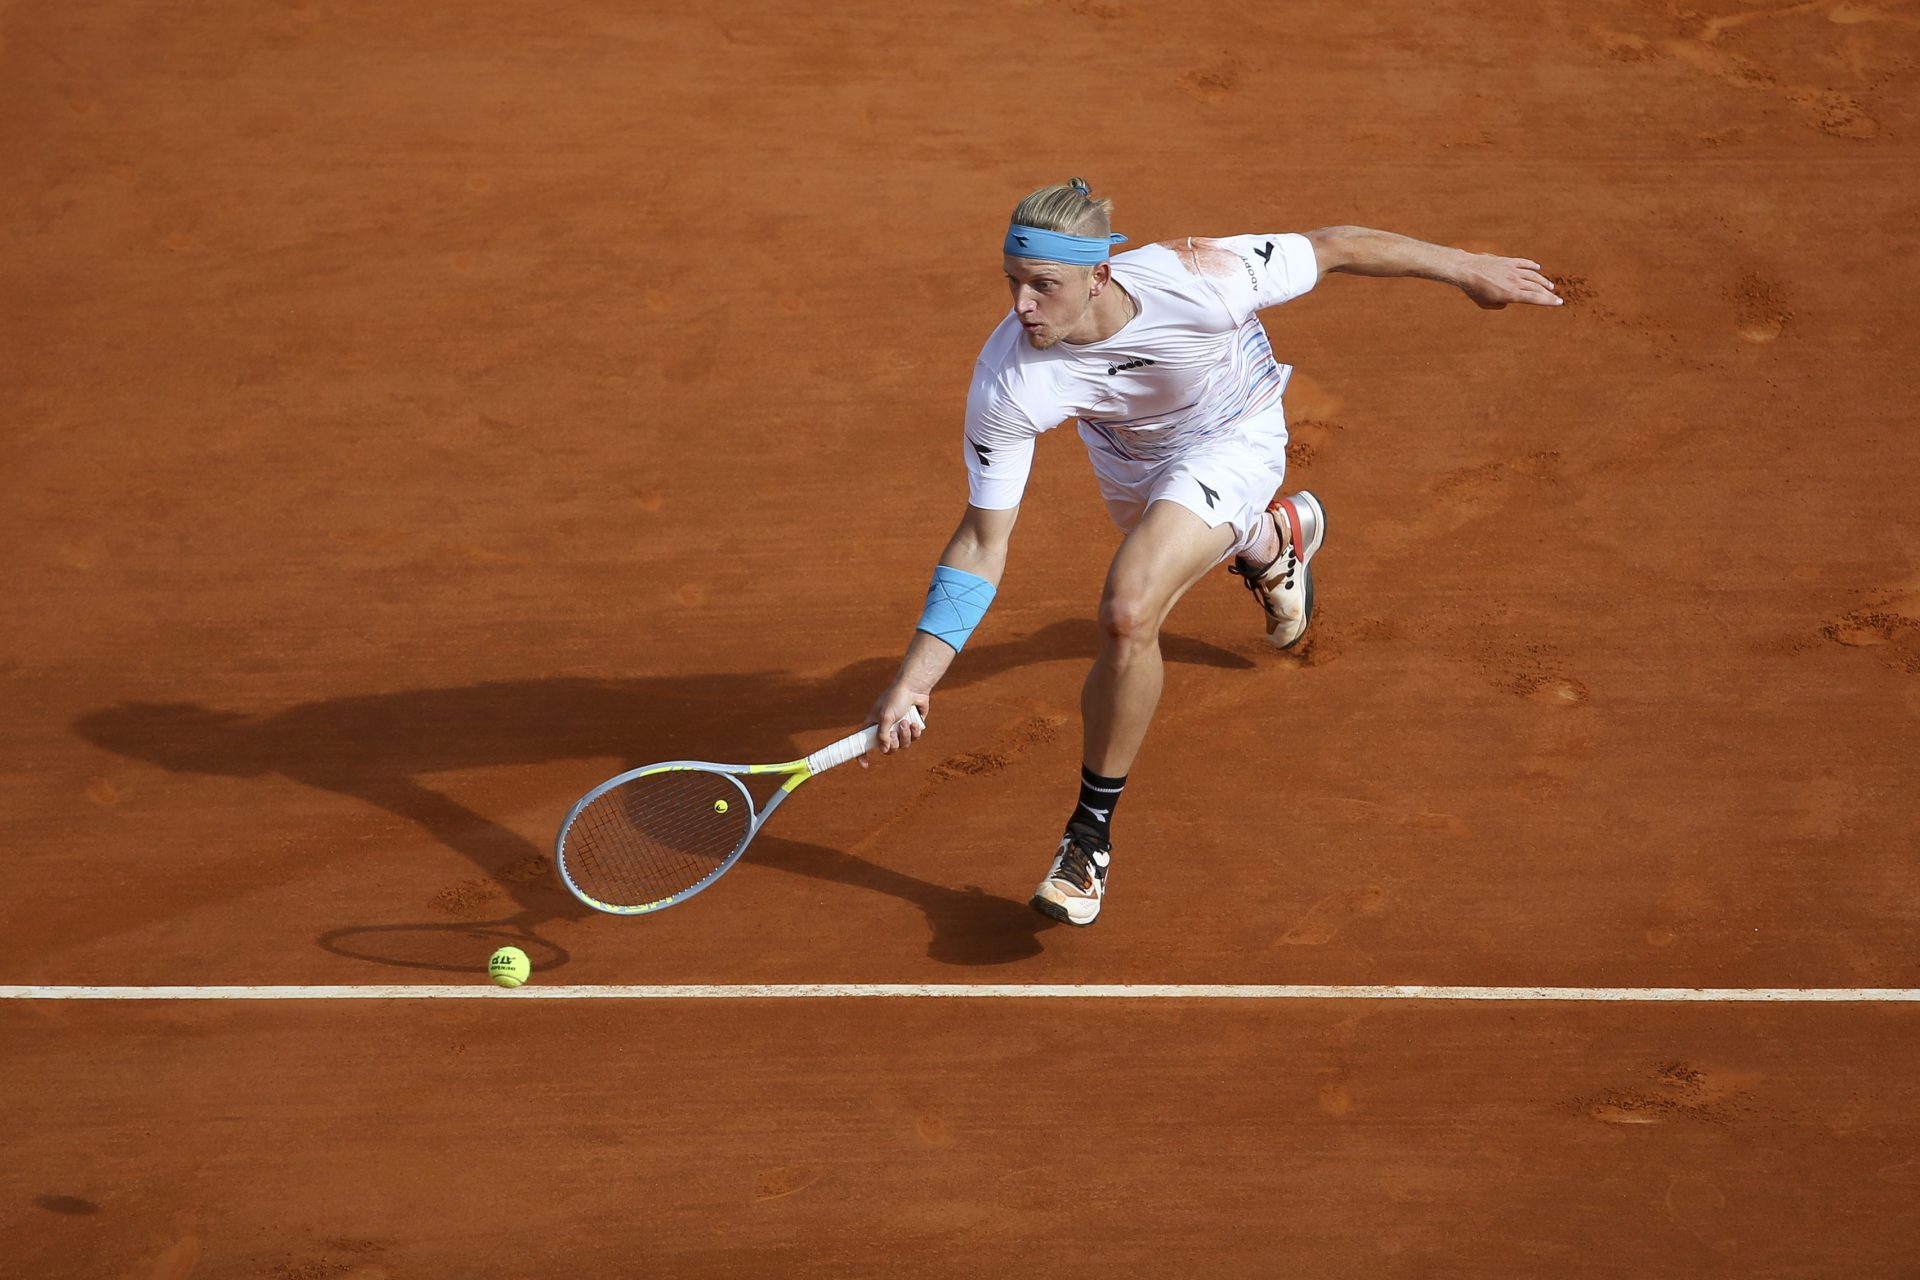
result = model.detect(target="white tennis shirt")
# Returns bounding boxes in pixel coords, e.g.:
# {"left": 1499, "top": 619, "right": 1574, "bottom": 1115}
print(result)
{"left": 963, "top": 232, "right": 1320, "bottom": 509}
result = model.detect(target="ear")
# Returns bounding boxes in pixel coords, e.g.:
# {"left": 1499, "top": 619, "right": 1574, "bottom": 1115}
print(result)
{"left": 1088, "top": 262, "right": 1112, "bottom": 296}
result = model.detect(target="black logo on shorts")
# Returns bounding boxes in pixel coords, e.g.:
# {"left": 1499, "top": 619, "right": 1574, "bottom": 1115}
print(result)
{"left": 970, "top": 439, "right": 993, "bottom": 467}
{"left": 1254, "top": 241, "right": 1275, "bottom": 265}
{"left": 1107, "top": 357, "right": 1155, "bottom": 377}
{"left": 1198, "top": 480, "right": 1220, "bottom": 509}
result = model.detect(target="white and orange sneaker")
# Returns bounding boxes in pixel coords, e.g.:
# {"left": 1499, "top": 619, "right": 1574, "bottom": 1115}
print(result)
{"left": 1230, "top": 490, "right": 1326, "bottom": 649}
{"left": 1031, "top": 825, "right": 1111, "bottom": 927}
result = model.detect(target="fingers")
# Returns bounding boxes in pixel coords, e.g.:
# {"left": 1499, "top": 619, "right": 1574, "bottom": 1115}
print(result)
{"left": 1473, "top": 264, "right": 1562, "bottom": 308}
{"left": 875, "top": 700, "right": 929, "bottom": 754}
{"left": 1520, "top": 278, "right": 1564, "bottom": 306}
{"left": 1518, "top": 271, "right": 1562, "bottom": 306}
{"left": 893, "top": 705, "right": 927, "bottom": 750}
{"left": 1467, "top": 255, "right": 1565, "bottom": 307}
{"left": 1511, "top": 263, "right": 1563, "bottom": 305}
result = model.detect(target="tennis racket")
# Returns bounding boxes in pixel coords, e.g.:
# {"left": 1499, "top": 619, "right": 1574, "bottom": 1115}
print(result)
{"left": 554, "top": 708, "right": 925, "bottom": 915}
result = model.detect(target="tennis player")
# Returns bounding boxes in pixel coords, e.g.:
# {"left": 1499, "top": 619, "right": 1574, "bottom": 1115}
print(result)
{"left": 867, "top": 178, "right": 1561, "bottom": 926}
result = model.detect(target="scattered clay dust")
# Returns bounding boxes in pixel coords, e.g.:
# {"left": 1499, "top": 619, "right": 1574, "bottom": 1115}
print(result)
{"left": 932, "top": 714, "right": 1063, "bottom": 779}
{"left": 1731, "top": 272, "right": 1793, "bottom": 342}
{"left": 430, "top": 880, "right": 499, "bottom": 914}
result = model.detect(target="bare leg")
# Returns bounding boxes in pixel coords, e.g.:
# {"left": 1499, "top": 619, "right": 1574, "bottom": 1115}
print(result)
{"left": 1082, "top": 500, "right": 1238, "bottom": 776}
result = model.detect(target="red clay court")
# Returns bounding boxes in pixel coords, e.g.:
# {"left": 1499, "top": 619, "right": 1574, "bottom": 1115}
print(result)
{"left": 4, "top": 1, "right": 1918, "bottom": 1276}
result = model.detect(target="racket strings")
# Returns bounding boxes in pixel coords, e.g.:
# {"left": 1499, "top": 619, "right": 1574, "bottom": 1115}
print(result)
{"left": 562, "top": 769, "right": 752, "bottom": 909}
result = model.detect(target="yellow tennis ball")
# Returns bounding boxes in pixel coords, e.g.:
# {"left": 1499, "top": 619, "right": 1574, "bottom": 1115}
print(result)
{"left": 488, "top": 945, "right": 530, "bottom": 988}
{"left": 714, "top": 799, "right": 729, "bottom": 813}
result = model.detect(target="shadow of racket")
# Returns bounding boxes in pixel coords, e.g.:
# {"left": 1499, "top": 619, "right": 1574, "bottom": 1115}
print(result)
{"left": 316, "top": 910, "right": 571, "bottom": 974}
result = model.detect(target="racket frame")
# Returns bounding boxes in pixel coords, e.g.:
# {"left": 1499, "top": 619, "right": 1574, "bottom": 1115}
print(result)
{"left": 553, "top": 710, "right": 922, "bottom": 916}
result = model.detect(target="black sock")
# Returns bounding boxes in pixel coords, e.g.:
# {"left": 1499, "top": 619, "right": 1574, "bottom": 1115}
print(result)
{"left": 1068, "top": 766, "right": 1126, "bottom": 844}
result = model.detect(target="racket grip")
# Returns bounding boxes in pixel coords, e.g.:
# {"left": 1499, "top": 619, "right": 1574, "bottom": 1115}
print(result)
{"left": 806, "top": 707, "right": 926, "bottom": 775}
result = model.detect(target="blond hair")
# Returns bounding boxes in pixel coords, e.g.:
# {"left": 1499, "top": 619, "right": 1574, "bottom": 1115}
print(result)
{"left": 1011, "top": 177, "right": 1114, "bottom": 239}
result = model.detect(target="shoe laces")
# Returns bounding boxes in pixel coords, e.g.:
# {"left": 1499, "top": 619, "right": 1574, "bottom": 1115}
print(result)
{"left": 1055, "top": 830, "right": 1107, "bottom": 891}
{"left": 1229, "top": 544, "right": 1298, "bottom": 595}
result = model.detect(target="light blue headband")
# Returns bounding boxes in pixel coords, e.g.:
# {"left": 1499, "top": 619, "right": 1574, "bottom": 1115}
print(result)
{"left": 1003, "top": 222, "right": 1129, "bottom": 265}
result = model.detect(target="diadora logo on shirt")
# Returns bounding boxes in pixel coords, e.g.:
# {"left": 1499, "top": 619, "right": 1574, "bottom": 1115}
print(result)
{"left": 1254, "top": 240, "right": 1276, "bottom": 265}
{"left": 970, "top": 439, "right": 993, "bottom": 467}
{"left": 1106, "top": 357, "right": 1155, "bottom": 376}
{"left": 1197, "top": 480, "right": 1220, "bottom": 509}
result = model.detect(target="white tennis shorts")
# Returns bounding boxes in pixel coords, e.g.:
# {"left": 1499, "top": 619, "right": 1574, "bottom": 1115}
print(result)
{"left": 1078, "top": 404, "right": 1289, "bottom": 564}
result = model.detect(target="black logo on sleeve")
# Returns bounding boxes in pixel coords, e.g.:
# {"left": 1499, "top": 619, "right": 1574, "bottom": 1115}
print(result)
{"left": 970, "top": 439, "right": 993, "bottom": 467}
{"left": 1197, "top": 480, "right": 1220, "bottom": 509}
{"left": 1254, "top": 241, "right": 1275, "bottom": 265}
{"left": 1106, "top": 357, "right": 1155, "bottom": 377}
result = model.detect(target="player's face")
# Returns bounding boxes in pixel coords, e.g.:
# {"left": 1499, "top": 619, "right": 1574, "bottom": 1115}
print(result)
{"left": 1004, "top": 257, "right": 1099, "bottom": 349}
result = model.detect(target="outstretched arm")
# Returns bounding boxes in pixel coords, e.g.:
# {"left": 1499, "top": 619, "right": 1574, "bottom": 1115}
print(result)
{"left": 1304, "top": 226, "right": 1562, "bottom": 309}
{"left": 865, "top": 503, "right": 1019, "bottom": 755}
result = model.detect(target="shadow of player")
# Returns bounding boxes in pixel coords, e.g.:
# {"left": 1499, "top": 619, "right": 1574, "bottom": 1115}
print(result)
{"left": 750, "top": 834, "right": 1055, "bottom": 966}
{"left": 74, "top": 619, "right": 1249, "bottom": 968}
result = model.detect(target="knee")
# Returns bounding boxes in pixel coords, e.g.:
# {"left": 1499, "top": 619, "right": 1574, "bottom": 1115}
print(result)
{"left": 1098, "top": 589, "right": 1161, "bottom": 648}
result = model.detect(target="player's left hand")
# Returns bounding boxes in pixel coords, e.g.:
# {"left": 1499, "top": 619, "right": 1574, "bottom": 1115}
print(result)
{"left": 1457, "top": 255, "right": 1563, "bottom": 309}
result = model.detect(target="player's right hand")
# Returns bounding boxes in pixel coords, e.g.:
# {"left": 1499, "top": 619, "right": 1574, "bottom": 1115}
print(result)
{"left": 863, "top": 683, "right": 930, "bottom": 765}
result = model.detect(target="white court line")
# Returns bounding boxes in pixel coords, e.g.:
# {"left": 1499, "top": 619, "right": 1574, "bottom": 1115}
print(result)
{"left": 2, "top": 984, "right": 1919, "bottom": 1002}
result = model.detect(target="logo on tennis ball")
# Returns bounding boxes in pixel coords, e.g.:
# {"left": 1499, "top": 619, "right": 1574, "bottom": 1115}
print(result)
{"left": 714, "top": 799, "right": 729, "bottom": 813}
{"left": 488, "top": 945, "right": 531, "bottom": 988}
